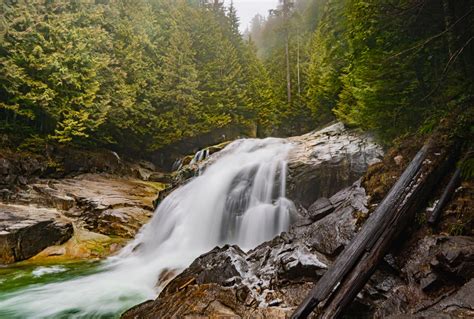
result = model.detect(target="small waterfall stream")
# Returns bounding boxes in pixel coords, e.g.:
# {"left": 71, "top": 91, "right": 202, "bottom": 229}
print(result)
{"left": 0, "top": 138, "right": 295, "bottom": 318}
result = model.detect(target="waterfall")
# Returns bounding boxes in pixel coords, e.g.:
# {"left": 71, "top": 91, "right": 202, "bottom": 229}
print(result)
{"left": 189, "top": 148, "right": 210, "bottom": 166}
{"left": 171, "top": 158, "right": 183, "bottom": 171}
{"left": 0, "top": 138, "right": 295, "bottom": 318}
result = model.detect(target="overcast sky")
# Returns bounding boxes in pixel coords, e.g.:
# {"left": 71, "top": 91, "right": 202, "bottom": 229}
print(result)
{"left": 224, "top": 0, "right": 279, "bottom": 32}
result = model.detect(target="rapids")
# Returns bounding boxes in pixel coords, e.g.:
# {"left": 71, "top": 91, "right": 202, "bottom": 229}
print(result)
{"left": 0, "top": 138, "right": 295, "bottom": 318}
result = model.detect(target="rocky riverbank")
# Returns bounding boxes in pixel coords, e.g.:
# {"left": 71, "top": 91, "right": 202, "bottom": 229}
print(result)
{"left": 123, "top": 126, "right": 473, "bottom": 318}
{"left": 2, "top": 122, "right": 471, "bottom": 318}
{"left": 1, "top": 122, "right": 383, "bottom": 266}
{"left": 0, "top": 147, "right": 169, "bottom": 264}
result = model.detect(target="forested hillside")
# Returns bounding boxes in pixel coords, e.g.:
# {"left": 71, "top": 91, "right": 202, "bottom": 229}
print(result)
{"left": 1, "top": 0, "right": 472, "bottom": 157}
{"left": 250, "top": 0, "right": 474, "bottom": 141}
{"left": 0, "top": 0, "right": 277, "bottom": 154}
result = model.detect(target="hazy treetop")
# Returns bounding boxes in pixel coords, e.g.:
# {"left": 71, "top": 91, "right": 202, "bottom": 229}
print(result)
{"left": 224, "top": 0, "right": 278, "bottom": 31}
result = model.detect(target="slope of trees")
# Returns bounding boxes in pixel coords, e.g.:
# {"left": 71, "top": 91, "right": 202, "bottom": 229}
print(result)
{"left": 0, "top": 0, "right": 277, "bottom": 154}
{"left": 1, "top": 0, "right": 472, "bottom": 156}
{"left": 251, "top": 0, "right": 474, "bottom": 142}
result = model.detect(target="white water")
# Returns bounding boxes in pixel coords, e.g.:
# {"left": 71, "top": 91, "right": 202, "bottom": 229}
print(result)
{"left": 0, "top": 138, "right": 295, "bottom": 318}
{"left": 31, "top": 266, "right": 67, "bottom": 278}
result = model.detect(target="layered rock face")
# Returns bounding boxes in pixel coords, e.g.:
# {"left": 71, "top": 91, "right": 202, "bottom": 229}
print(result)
{"left": 375, "top": 236, "right": 474, "bottom": 319}
{"left": 0, "top": 174, "right": 166, "bottom": 264}
{"left": 287, "top": 122, "right": 383, "bottom": 207}
{"left": 0, "top": 204, "right": 73, "bottom": 264}
{"left": 13, "top": 174, "right": 162, "bottom": 238}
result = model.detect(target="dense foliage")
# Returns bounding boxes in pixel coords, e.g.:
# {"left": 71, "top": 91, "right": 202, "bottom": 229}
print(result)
{"left": 1, "top": 0, "right": 472, "bottom": 156}
{"left": 251, "top": 0, "right": 474, "bottom": 142}
{"left": 0, "top": 0, "right": 277, "bottom": 153}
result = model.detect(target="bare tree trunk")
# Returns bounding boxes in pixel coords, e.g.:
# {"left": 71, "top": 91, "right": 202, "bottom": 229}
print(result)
{"left": 286, "top": 35, "right": 292, "bottom": 103}
{"left": 297, "top": 30, "right": 301, "bottom": 95}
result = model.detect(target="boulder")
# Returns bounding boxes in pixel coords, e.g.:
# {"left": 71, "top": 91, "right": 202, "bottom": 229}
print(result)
{"left": 306, "top": 197, "right": 334, "bottom": 221}
{"left": 286, "top": 122, "right": 383, "bottom": 207}
{"left": 0, "top": 204, "right": 73, "bottom": 264}
{"left": 293, "top": 182, "right": 368, "bottom": 256}
{"left": 0, "top": 152, "right": 47, "bottom": 190}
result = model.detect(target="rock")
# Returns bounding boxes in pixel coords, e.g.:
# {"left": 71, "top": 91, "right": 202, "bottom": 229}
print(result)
{"left": 294, "top": 182, "right": 368, "bottom": 256}
{"left": 123, "top": 182, "right": 366, "bottom": 318}
{"left": 61, "top": 149, "right": 122, "bottom": 175}
{"left": 286, "top": 122, "right": 383, "bottom": 207}
{"left": 0, "top": 173, "right": 166, "bottom": 263}
{"left": 122, "top": 283, "right": 292, "bottom": 319}
{"left": 93, "top": 207, "right": 153, "bottom": 238}
{"left": 148, "top": 172, "right": 172, "bottom": 184}
{"left": 12, "top": 174, "right": 165, "bottom": 238}
{"left": 0, "top": 188, "right": 12, "bottom": 201}
{"left": 420, "top": 278, "right": 474, "bottom": 318}
{"left": 383, "top": 279, "right": 474, "bottom": 319}
{"left": 32, "top": 227, "right": 126, "bottom": 260}
{"left": 306, "top": 197, "right": 334, "bottom": 221}
{"left": 0, "top": 152, "right": 47, "bottom": 189}
{"left": 402, "top": 236, "right": 474, "bottom": 291}
{"left": 374, "top": 236, "right": 474, "bottom": 318}
{"left": 0, "top": 204, "right": 73, "bottom": 264}
{"left": 394, "top": 155, "right": 404, "bottom": 166}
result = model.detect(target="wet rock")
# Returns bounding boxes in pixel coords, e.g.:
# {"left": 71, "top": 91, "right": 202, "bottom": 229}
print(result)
{"left": 93, "top": 207, "right": 153, "bottom": 238}
{"left": 306, "top": 197, "right": 334, "bottom": 221}
{"left": 0, "top": 152, "right": 47, "bottom": 189}
{"left": 0, "top": 204, "right": 73, "bottom": 264}
{"left": 122, "top": 283, "right": 292, "bottom": 319}
{"left": 374, "top": 236, "right": 474, "bottom": 318}
{"left": 148, "top": 172, "right": 172, "bottom": 183}
{"left": 294, "top": 182, "right": 368, "bottom": 256}
{"left": 13, "top": 174, "right": 164, "bottom": 238}
{"left": 286, "top": 122, "right": 383, "bottom": 207}
{"left": 123, "top": 182, "right": 367, "bottom": 318}
{"left": 32, "top": 227, "right": 126, "bottom": 260}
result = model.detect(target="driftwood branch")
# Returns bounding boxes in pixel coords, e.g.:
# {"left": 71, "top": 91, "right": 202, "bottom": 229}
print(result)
{"left": 291, "top": 140, "right": 458, "bottom": 318}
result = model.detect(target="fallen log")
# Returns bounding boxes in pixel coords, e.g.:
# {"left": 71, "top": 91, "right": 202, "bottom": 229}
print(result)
{"left": 428, "top": 167, "right": 461, "bottom": 225}
{"left": 291, "top": 139, "right": 459, "bottom": 319}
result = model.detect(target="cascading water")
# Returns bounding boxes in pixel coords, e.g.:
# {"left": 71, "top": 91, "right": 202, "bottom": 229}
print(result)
{"left": 0, "top": 138, "right": 295, "bottom": 318}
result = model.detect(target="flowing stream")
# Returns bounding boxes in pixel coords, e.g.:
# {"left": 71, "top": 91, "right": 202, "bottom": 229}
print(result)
{"left": 0, "top": 138, "right": 295, "bottom": 318}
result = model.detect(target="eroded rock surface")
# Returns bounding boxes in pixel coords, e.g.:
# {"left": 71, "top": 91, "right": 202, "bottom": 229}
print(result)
{"left": 287, "top": 122, "right": 383, "bottom": 207}
{"left": 122, "top": 182, "right": 366, "bottom": 318}
{"left": 0, "top": 173, "right": 166, "bottom": 263}
{"left": 0, "top": 204, "right": 73, "bottom": 263}
{"left": 374, "top": 236, "right": 474, "bottom": 318}
{"left": 122, "top": 179, "right": 474, "bottom": 319}
{"left": 11, "top": 174, "right": 164, "bottom": 238}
